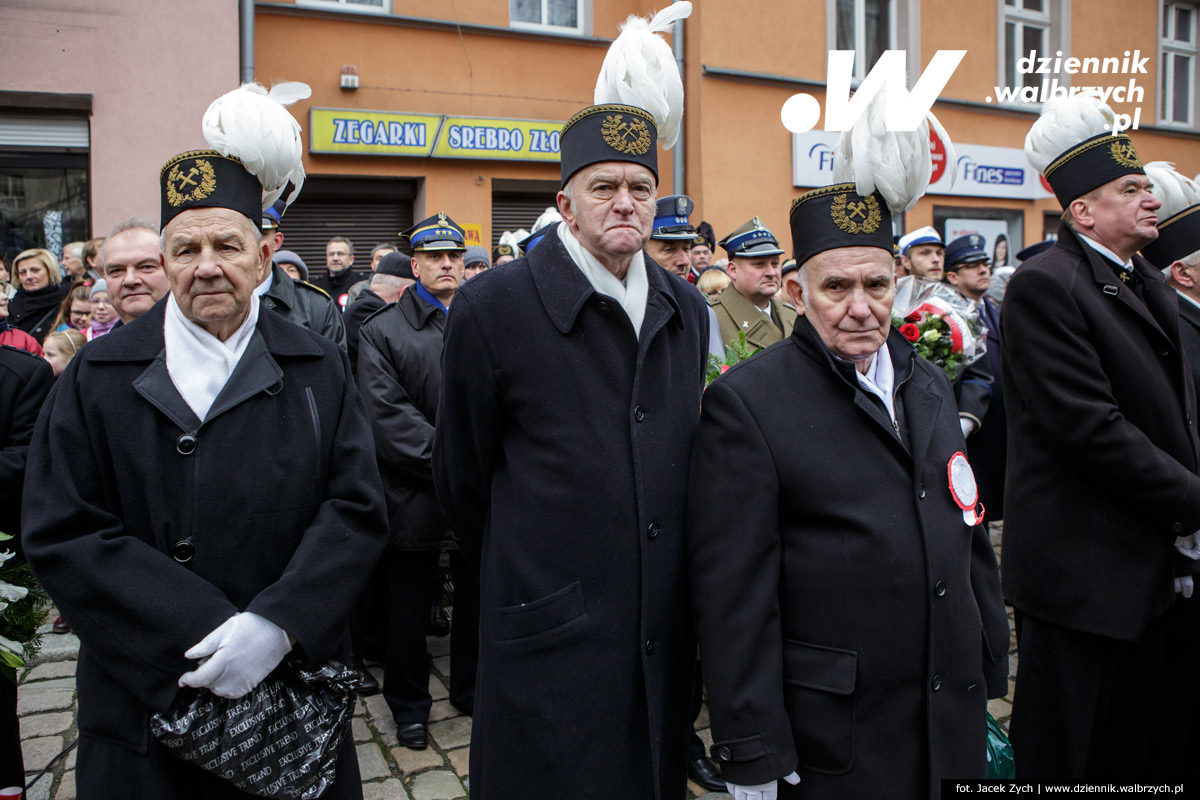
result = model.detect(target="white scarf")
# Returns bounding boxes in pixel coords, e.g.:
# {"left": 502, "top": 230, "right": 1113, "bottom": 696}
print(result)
{"left": 558, "top": 223, "right": 648, "bottom": 339}
{"left": 164, "top": 292, "right": 261, "bottom": 422}
{"left": 853, "top": 342, "right": 897, "bottom": 423}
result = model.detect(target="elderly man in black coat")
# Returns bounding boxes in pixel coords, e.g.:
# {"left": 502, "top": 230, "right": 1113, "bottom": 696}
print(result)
{"left": 357, "top": 213, "right": 479, "bottom": 749}
{"left": 1004, "top": 104, "right": 1200, "bottom": 779}
{"left": 21, "top": 105, "right": 388, "bottom": 798}
{"left": 689, "top": 179, "right": 1009, "bottom": 800}
{"left": 433, "top": 58, "right": 709, "bottom": 800}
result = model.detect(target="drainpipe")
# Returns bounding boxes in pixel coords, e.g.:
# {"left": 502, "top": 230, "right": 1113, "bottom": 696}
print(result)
{"left": 672, "top": 0, "right": 685, "bottom": 196}
{"left": 240, "top": 0, "right": 255, "bottom": 83}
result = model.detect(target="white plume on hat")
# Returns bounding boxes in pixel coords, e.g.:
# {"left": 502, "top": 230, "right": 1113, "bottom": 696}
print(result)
{"left": 1024, "top": 90, "right": 1115, "bottom": 174}
{"left": 532, "top": 207, "right": 562, "bottom": 232}
{"left": 1144, "top": 161, "right": 1200, "bottom": 219}
{"left": 201, "top": 81, "right": 311, "bottom": 211}
{"left": 594, "top": 2, "right": 691, "bottom": 150}
{"left": 498, "top": 230, "right": 524, "bottom": 254}
{"left": 831, "top": 89, "right": 956, "bottom": 213}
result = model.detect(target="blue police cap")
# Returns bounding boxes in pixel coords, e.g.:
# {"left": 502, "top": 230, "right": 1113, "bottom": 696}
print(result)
{"left": 402, "top": 212, "right": 467, "bottom": 252}
{"left": 651, "top": 195, "right": 696, "bottom": 241}
{"left": 944, "top": 234, "right": 990, "bottom": 270}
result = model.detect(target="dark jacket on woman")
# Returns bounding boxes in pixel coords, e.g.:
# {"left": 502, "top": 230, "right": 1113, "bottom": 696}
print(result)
{"left": 9, "top": 283, "right": 69, "bottom": 344}
{"left": 357, "top": 288, "right": 450, "bottom": 551}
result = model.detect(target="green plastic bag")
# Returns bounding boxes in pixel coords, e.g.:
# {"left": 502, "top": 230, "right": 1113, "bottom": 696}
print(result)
{"left": 986, "top": 713, "right": 1015, "bottom": 779}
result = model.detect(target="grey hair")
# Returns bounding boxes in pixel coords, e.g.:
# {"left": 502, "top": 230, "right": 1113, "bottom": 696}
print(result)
{"left": 1183, "top": 250, "right": 1200, "bottom": 268}
{"left": 101, "top": 217, "right": 159, "bottom": 267}
{"left": 370, "top": 273, "right": 408, "bottom": 288}
{"left": 63, "top": 242, "right": 84, "bottom": 260}
{"left": 157, "top": 215, "right": 263, "bottom": 255}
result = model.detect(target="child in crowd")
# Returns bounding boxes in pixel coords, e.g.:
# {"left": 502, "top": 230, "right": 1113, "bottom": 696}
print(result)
{"left": 42, "top": 329, "right": 86, "bottom": 378}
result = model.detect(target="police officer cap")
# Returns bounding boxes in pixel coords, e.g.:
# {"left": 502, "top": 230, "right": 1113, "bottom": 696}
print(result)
{"left": 651, "top": 195, "right": 697, "bottom": 241}
{"left": 402, "top": 212, "right": 467, "bottom": 252}
{"left": 944, "top": 234, "right": 990, "bottom": 271}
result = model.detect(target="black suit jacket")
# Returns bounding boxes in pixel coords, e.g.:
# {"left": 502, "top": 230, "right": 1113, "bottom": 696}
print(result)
{"left": 1001, "top": 222, "right": 1200, "bottom": 641}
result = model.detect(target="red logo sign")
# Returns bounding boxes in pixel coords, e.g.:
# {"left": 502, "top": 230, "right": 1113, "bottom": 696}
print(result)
{"left": 929, "top": 128, "right": 947, "bottom": 184}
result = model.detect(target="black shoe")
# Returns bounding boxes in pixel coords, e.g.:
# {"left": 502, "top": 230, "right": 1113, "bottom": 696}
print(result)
{"left": 427, "top": 606, "right": 451, "bottom": 637}
{"left": 355, "top": 667, "right": 380, "bottom": 696}
{"left": 688, "top": 757, "right": 725, "bottom": 792}
{"left": 396, "top": 722, "right": 428, "bottom": 750}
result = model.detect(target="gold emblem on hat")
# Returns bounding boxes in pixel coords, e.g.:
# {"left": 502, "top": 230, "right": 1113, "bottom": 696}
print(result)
{"left": 1111, "top": 140, "right": 1142, "bottom": 169}
{"left": 437, "top": 211, "right": 450, "bottom": 228}
{"left": 830, "top": 193, "right": 881, "bottom": 234}
{"left": 601, "top": 114, "right": 652, "bottom": 156}
{"left": 165, "top": 158, "right": 217, "bottom": 208}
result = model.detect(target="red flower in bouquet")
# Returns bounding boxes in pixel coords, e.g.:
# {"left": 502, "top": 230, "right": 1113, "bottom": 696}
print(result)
{"left": 900, "top": 323, "right": 921, "bottom": 342}
{"left": 905, "top": 312, "right": 921, "bottom": 323}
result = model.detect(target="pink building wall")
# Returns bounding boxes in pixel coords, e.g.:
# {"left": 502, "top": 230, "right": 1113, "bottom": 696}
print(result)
{"left": 0, "top": 0, "right": 241, "bottom": 236}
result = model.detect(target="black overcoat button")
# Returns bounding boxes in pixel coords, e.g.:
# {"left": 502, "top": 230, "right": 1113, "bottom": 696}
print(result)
{"left": 176, "top": 434, "right": 197, "bottom": 455}
{"left": 934, "top": 581, "right": 947, "bottom": 597}
{"left": 634, "top": 407, "right": 645, "bottom": 422}
{"left": 932, "top": 675, "right": 943, "bottom": 691}
{"left": 172, "top": 539, "right": 195, "bottom": 564}
{"left": 647, "top": 524, "right": 660, "bottom": 539}
{"left": 597, "top": 300, "right": 610, "bottom": 315}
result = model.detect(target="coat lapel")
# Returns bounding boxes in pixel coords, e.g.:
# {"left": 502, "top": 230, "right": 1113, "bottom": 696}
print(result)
{"left": 900, "top": 367, "right": 943, "bottom": 463}
{"left": 719, "top": 287, "right": 783, "bottom": 348}
{"left": 528, "top": 233, "right": 600, "bottom": 335}
{"left": 1065, "top": 226, "right": 1172, "bottom": 347}
{"left": 638, "top": 265, "right": 683, "bottom": 352}
{"left": 204, "top": 330, "right": 285, "bottom": 423}
{"left": 133, "top": 354, "right": 201, "bottom": 433}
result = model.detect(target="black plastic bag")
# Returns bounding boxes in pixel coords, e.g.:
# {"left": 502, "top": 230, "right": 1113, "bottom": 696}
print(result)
{"left": 150, "top": 660, "right": 361, "bottom": 799}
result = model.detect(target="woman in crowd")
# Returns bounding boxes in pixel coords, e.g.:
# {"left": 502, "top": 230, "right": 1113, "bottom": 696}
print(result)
{"left": 0, "top": 294, "right": 42, "bottom": 356}
{"left": 8, "top": 249, "right": 69, "bottom": 344}
{"left": 0, "top": 256, "right": 14, "bottom": 300}
{"left": 52, "top": 280, "right": 93, "bottom": 334}
{"left": 696, "top": 266, "right": 731, "bottom": 299}
{"left": 42, "top": 329, "right": 86, "bottom": 379}
{"left": 84, "top": 280, "right": 117, "bottom": 340}
{"left": 993, "top": 233, "right": 1009, "bottom": 268}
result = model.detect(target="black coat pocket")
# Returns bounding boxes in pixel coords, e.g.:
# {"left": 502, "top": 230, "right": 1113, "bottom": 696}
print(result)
{"left": 496, "top": 582, "right": 585, "bottom": 642}
{"left": 783, "top": 639, "right": 857, "bottom": 774}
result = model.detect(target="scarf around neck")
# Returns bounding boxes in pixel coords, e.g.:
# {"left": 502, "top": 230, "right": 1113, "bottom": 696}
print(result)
{"left": 557, "top": 223, "right": 648, "bottom": 339}
{"left": 163, "top": 292, "right": 260, "bottom": 422}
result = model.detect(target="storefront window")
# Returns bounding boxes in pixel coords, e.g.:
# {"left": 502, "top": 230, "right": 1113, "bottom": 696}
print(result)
{"left": 0, "top": 155, "right": 89, "bottom": 265}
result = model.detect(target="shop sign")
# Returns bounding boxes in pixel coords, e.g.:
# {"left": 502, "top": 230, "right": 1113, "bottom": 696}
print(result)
{"left": 433, "top": 116, "right": 562, "bottom": 161}
{"left": 310, "top": 108, "right": 441, "bottom": 156}
{"left": 792, "top": 131, "right": 1054, "bottom": 201}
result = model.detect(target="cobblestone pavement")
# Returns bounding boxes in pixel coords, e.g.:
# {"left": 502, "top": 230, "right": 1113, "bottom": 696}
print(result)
{"left": 15, "top": 525, "right": 1013, "bottom": 799}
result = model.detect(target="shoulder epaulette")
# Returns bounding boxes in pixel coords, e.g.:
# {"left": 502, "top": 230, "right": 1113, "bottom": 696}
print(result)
{"left": 299, "top": 280, "right": 332, "bottom": 300}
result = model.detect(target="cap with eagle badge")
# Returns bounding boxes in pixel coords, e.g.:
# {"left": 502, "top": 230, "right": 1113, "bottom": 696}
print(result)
{"left": 944, "top": 234, "right": 990, "bottom": 271}
{"left": 402, "top": 213, "right": 467, "bottom": 252}
{"left": 720, "top": 217, "right": 786, "bottom": 259}
{"left": 650, "top": 195, "right": 697, "bottom": 241}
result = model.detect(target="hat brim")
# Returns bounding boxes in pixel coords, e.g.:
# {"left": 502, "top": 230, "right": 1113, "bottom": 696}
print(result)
{"left": 414, "top": 242, "right": 467, "bottom": 252}
{"left": 651, "top": 231, "right": 700, "bottom": 241}
{"left": 733, "top": 243, "right": 785, "bottom": 257}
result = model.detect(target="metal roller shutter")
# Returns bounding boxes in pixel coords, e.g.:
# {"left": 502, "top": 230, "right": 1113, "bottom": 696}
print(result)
{"left": 491, "top": 191, "right": 559, "bottom": 248}
{"left": 281, "top": 178, "right": 416, "bottom": 278}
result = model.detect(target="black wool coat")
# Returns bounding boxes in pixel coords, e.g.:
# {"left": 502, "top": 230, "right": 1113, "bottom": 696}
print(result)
{"left": 357, "top": 288, "right": 450, "bottom": 551}
{"left": 689, "top": 317, "right": 1009, "bottom": 800}
{"left": 344, "top": 288, "right": 388, "bottom": 376}
{"left": 21, "top": 300, "right": 388, "bottom": 799}
{"left": 967, "top": 296, "right": 1006, "bottom": 519}
{"left": 433, "top": 233, "right": 710, "bottom": 800}
{"left": 1001, "top": 223, "right": 1200, "bottom": 641}
{"left": 261, "top": 264, "right": 348, "bottom": 352}
{"left": 0, "top": 345, "right": 52, "bottom": 553}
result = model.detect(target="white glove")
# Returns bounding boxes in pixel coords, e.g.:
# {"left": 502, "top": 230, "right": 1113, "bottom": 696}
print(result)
{"left": 726, "top": 771, "right": 800, "bottom": 800}
{"left": 960, "top": 417, "right": 977, "bottom": 438}
{"left": 1176, "top": 576, "right": 1195, "bottom": 598}
{"left": 1176, "top": 534, "right": 1200, "bottom": 560}
{"left": 179, "top": 612, "right": 292, "bottom": 699}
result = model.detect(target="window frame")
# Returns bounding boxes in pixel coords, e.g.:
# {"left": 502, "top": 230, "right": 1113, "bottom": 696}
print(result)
{"left": 1160, "top": 1, "right": 1199, "bottom": 126}
{"left": 995, "top": 0, "right": 1071, "bottom": 110}
{"left": 829, "top": 0, "right": 900, "bottom": 81}
{"left": 509, "top": 0, "right": 588, "bottom": 37}
{"left": 295, "top": 0, "right": 391, "bottom": 16}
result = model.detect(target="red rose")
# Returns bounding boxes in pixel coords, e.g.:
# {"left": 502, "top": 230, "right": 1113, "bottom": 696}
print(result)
{"left": 900, "top": 323, "right": 920, "bottom": 342}
{"left": 905, "top": 312, "right": 921, "bottom": 323}
{"left": 720, "top": 364, "right": 731, "bottom": 374}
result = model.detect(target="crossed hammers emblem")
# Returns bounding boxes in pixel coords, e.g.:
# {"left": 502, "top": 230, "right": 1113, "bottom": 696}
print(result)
{"left": 175, "top": 167, "right": 200, "bottom": 190}
{"left": 846, "top": 201, "right": 868, "bottom": 220}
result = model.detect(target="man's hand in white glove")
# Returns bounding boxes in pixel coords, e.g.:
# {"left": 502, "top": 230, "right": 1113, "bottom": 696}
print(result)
{"left": 1176, "top": 533, "right": 1200, "bottom": 560}
{"left": 960, "top": 417, "right": 977, "bottom": 438}
{"left": 725, "top": 771, "right": 800, "bottom": 800}
{"left": 178, "top": 612, "right": 292, "bottom": 699}
{"left": 1176, "top": 576, "right": 1195, "bottom": 598}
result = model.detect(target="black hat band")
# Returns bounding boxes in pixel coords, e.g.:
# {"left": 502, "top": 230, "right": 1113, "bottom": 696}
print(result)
{"left": 1043, "top": 132, "right": 1144, "bottom": 207}
{"left": 160, "top": 150, "right": 263, "bottom": 232}
{"left": 559, "top": 104, "right": 658, "bottom": 187}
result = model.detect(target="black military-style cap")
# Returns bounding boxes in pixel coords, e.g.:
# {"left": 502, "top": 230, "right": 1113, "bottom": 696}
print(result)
{"left": 651, "top": 195, "right": 696, "bottom": 241}
{"left": 402, "top": 212, "right": 467, "bottom": 252}
{"left": 492, "top": 242, "right": 518, "bottom": 262}
{"left": 1142, "top": 204, "right": 1200, "bottom": 269}
{"left": 559, "top": 104, "right": 658, "bottom": 187}
{"left": 788, "top": 183, "right": 894, "bottom": 267}
{"left": 376, "top": 251, "right": 415, "bottom": 280}
{"left": 160, "top": 150, "right": 263, "bottom": 232}
{"left": 944, "top": 234, "right": 990, "bottom": 270}
{"left": 1043, "top": 132, "right": 1145, "bottom": 207}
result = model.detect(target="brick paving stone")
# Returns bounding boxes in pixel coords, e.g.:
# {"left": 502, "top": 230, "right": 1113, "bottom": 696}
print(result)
{"left": 20, "top": 736, "right": 63, "bottom": 772}
{"left": 356, "top": 696, "right": 367, "bottom": 717}
{"left": 24, "top": 775, "right": 50, "bottom": 800}
{"left": 23, "top": 663, "right": 75, "bottom": 682}
{"left": 363, "top": 779, "right": 411, "bottom": 800}
{"left": 391, "top": 745, "right": 444, "bottom": 775}
{"left": 409, "top": 769, "right": 465, "bottom": 800}
{"left": 428, "top": 717, "right": 471, "bottom": 751}
{"left": 356, "top": 743, "right": 390, "bottom": 781}
{"left": 428, "top": 676, "right": 448, "bottom": 702}
{"left": 64, "top": 746, "right": 75, "bottom": 770}
{"left": 426, "top": 700, "right": 458, "bottom": 723}
{"left": 446, "top": 746, "right": 469, "bottom": 777}
{"left": 353, "top": 717, "right": 372, "bottom": 743}
{"left": 431, "top": 656, "right": 450, "bottom": 676}
{"left": 19, "top": 713, "right": 72, "bottom": 739}
{"left": 54, "top": 770, "right": 75, "bottom": 800}
{"left": 427, "top": 636, "right": 451, "bottom": 658}
{"left": 695, "top": 703, "right": 710, "bottom": 728}
{"left": 17, "top": 684, "right": 74, "bottom": 716}
{"left": 30, "top": 634, "right": 79, "bottom": 666}
{"left": 987, "top": 697, "right": 1012, "bottom": 720}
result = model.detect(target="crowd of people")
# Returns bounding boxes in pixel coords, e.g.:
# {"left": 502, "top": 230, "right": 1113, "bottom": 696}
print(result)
{"left": 3, "top": 9, "right": 1200, "bottom": 800}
